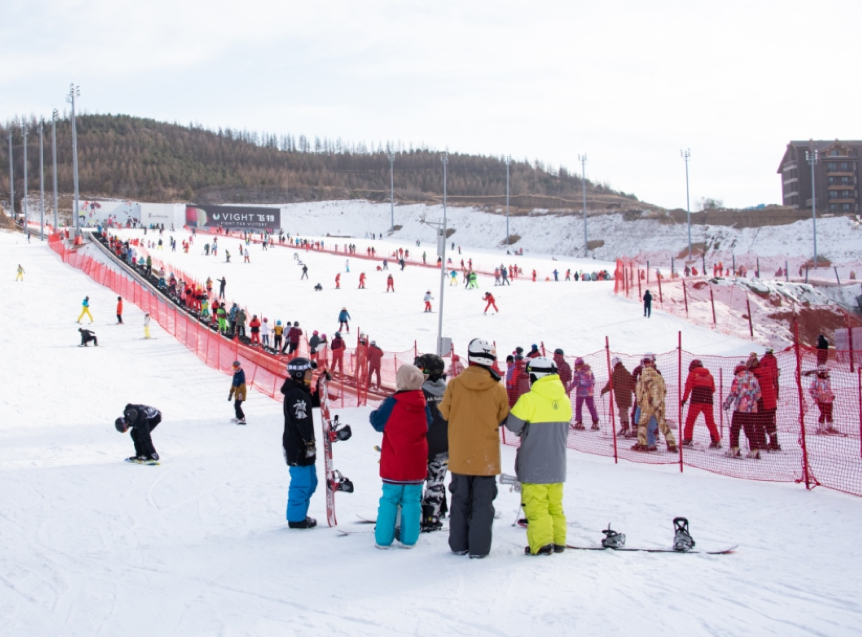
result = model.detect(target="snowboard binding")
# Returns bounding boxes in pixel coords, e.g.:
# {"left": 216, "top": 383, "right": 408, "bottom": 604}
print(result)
{"left": 673, "top": 517, "right": 696, "bottom": 552}
{"left": 601, "top": 524, "right": 626, "bottom": 549}
{"left": 328, "top": 415, "right": 353, "bottom": 442}
{"left": 329, "top": 469, "right": 354, "bottom": 493}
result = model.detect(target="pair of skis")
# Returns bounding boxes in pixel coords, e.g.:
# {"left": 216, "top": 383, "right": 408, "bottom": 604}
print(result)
{"left": 319, "top": 376, "right": 354, "bottom": 527}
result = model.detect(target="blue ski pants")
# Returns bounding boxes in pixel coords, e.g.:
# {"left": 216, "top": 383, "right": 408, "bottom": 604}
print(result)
{"left": 634, "top": 406, "right": 659, "bottom": 446}
{"left": 376, "top": 483, "right": 422, "bottom": 547}
{"left": 287, "top": 465, "right": 318, "bottom": 523}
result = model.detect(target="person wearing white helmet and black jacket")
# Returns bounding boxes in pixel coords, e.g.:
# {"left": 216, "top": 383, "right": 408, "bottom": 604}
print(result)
{"left": 505, "top": 357, "right": 573, "bottom": 555}
{"left": 115, "top": 404, "right": 162, "bottom": 463}
{"left": 439, "top": 338, "right": 509, "bottom": 558}
{"left": 281, "top": 357, "right": 329, "bottom": 529}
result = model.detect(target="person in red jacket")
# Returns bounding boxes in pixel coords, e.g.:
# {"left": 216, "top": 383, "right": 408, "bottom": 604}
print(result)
{"left": 531, "top": 269, "right": 537, "bottom": 282}
{"left": 482, "top": 291, "right": 498, "bottom": 314}
{"left": 754, "top": 347, "right": 781, "bottom": 451}
{"left": 249, "top": 314, "right": 262, "bottom": 345}
{"left": 116, "top": 296, "right": 124, "bottom": 324}
{"left": 330, "top": 332, "right": 345, "bottom": 375}
{"left": 552, "top": 349, "right": 572, "bottom": 388}
{"left": 335, "top": 273, "right": 341, "bottom": 289}
{"left": 287, "top": 321, "right": 303, "bottom": 355}
{"left": 681, "top": 359, "right": 721, "bottom": 447}
{"left": 358, "top": 272, "right": 366, "bottom": 289}
{"left": 507, "top": 356, "right": 530, "bottom": 408}
{"left": 367, "top": 340, "right": 384, "bottom": 389}
{"left": 386, "top": 274, "right": 394, "bottom": 293}
{"left": 749, "top": 351, "right": 780, "bottom": 450}
{"left": 369, "top": 365, "right": 432, "bottom": 548}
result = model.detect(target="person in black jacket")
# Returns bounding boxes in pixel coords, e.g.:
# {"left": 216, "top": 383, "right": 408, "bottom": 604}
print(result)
{"left": 78, "top": 328, "right": 98, "bottom": 346}
{"left": 281, "top": 357, "right": 324, "bottom": 529}
{"left": 643, "top": 290, "right": 653, "bottom": 318}
{"left": 115, "top": 404, "right": 162, "bottom": 462}
{"left": 816, "top": 334, "right": 829, "bottom": 366}
{"left": 415, "top": 353, "right": 449, "bottom": 532}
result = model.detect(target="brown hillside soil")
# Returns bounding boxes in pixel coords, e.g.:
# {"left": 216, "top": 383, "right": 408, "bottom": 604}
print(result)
{"left": 768, "top": 307, "right": 862, "bottom": 347}
{"left": 0, "top": 206, "right": 20, "bottom": 231}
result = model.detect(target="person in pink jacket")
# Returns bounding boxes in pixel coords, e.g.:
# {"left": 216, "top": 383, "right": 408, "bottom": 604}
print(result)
{"left": 570, "top": 357, "right": 599, "bottom": 430}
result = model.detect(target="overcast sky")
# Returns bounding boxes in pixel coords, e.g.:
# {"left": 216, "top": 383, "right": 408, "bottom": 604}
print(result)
{"left": 2, "top": 0, "right": 860, "bottom": 209}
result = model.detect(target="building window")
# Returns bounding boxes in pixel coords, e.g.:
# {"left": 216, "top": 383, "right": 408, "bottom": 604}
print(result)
{"left": 829, "top": 191, "right": 838, "bottom": 199}
{"left": 841, "top": 176, "right": 850, "bottom": 183}
{"left": 841, "top": 162, "right": 849, "bottom": 170}
{"left": 828, "top": 162, "right": 837, "bottom": 170}
{"left": 829, "top": 204, "right": 837, "bottom": 211}
{"left": 828, "top": 177, "right": 835, "bottom": 184}
{"left": 843, "top": 203, "right": 851, "bottom": 211}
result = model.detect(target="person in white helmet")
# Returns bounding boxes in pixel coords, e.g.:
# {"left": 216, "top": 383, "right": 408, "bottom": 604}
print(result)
{"left": 440, "top": 338, "right": 509, "bottom": 559}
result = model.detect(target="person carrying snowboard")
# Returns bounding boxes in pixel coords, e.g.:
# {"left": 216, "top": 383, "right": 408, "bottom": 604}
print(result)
{"left": 77, "top": 296, "right": 94, "bottom": 324}
{"left": 228, "top": 360, "right": 247, "bottom": 424}
{"left": 439, "top": 338, "right": 509, "bottom": 559}
{"left": 78, "top": 327, "right": 98, "bottom": 347}
{"left": 483, "top": 291, "right": 498, "bottom": 314}
{"left": 115, "top": 404, "right": 162, "bottom": 463}
{"left": 281, "top": 357, "right": 326, "bottom": 529}
{"left": 414, "top": 353, "right": 450, "bottom": 533}
{"left": 505, "top": 357, "right": 572, "bottom": 555}
{"left": 369, "top": 364, "right": 431, "bottom": 549}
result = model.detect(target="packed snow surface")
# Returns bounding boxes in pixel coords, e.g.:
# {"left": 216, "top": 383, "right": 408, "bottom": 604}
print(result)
{"left": 3, "top": 225, "right": 862, "bottom": 637}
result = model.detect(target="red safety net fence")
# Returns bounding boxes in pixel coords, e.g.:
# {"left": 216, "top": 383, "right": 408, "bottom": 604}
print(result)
{"left": 496, "top": 332, "right": 862, "bottom": 497}
{"left": 48, "top": 233, "right": 428, "bottom": 408}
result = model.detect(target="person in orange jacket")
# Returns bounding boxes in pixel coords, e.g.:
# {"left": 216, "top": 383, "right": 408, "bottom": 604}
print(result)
{"left": 116, "top": 296, "right": 124, "bottom": 324}
{"left": 358, "top": 272, "right": 366, "bottom": 289}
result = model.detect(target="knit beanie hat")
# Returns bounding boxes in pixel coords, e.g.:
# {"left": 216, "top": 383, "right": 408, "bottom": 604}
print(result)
{"left": 396, "top": 364, "right": 426, "bottom": 391}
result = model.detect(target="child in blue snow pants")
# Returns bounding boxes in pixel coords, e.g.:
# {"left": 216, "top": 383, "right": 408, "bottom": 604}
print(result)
{"left": 376, "top": 483, "right": 423, "bottom": 547}
{"left": 633, "top": 406, "right": 659, "bottom": 446}
{"left": 287, "top": 465, "right": 318, "bottom": 522}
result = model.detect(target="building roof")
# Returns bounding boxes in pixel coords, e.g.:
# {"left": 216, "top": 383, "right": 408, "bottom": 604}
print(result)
{"left": 778, "top": 140, "right": 862, "bottom": 173}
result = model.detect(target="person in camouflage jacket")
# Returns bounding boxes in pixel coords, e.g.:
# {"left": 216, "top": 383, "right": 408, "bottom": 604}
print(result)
{"left": 634, "top": 356, "right": 677, "bottom": 452}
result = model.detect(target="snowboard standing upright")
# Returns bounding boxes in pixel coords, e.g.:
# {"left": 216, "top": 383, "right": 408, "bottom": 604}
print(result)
{"left": 319, "top": 376, "right": 354, "bottom": 526}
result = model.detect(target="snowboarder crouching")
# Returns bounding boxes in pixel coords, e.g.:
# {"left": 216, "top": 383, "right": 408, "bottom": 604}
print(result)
{"left": 505, "top": 357, "right": 572, "bottom": 555}
{"left": 79, "top": 328, "right": 98, "bottom": 347}
{"left": 369, "top": 364, "right": 431, "bottom": 548}
{"left": 115, "top": 404, "right": 162, "bottom": 463}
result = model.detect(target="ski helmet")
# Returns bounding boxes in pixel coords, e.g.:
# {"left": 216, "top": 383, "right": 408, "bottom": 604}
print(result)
{"left": 115, "top": 417, "right": 129, "bottom": 433}
{"left": 334, "top": 331, "right": 341, "bottom": 338}
{"left": 574, "top": 357, "right": 584, "bottom": 367}
{"left": 554, "top": 348, "right": 565, "bottom": 356}
{"left": 527, "top": 357, "right": 557, "bottom": 384}
{"left": 643, "top": 352, "right": 656, "bottom": 364}
{"left": 611, "top": 356, "right": 621, "bottom": 367}
{"left": 414, "top": 353, "right": 445, "bottom": 377}
{"left": 467, "top": 338, "right": 497, "bottom": 367}
{"left": 232, "top": 360, "right": 241, "bottom": 368}
{"left": 276, "top": 320, "right": 282, "bottom": 326}
{"left": 313, "top": 330, "right": 319, "bottom": 336}
{"left": 689, "top": 359, "right": 703, "bottom": 371}
{"left": 287, "top": 357, "right": 317, "bottom": 381}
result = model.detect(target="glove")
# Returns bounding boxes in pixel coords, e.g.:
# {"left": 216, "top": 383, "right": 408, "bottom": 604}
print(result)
{"left": 305, "top": 440, "right": 317, "bottom": 458}
{"left": 228, "top": 394, "right": 232, "bottom": 401}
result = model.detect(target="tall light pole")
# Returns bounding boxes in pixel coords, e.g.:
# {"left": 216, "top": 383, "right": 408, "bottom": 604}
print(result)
{"left": 51, "top": 109, "right": 59, "bottom": 230}
{"left": 67, "top": 84, "right": 81, "bottom": 236}
{"left": 437, "top": 153, "right": 448, "bottom": 356}
{"left": 681, "top": 149, "right": 691, "bottom": 260}
{"left": 39, "top": 120, "right": 45, "bottom": 240}
{"left": 22, "top": 123, "right": 28, "bottom": 236}
{"left": 387, "top": 150, "right": 395, "bottom": 230}
{"left": 578, "top": 153, "right": 588, "bottom": 256}
{"left": 6, "top": 129, "right": 12, "bottom": 223}
{"left": 505, "top": 155, "right": 511, "bottom": 246}
{"left": 806, "top": 146, "right": 818, "bottom": 267}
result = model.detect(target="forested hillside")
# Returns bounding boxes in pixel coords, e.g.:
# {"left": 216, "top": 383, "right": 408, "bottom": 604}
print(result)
{"left": 0, "top": 114, "right": 647, "bottom": 213}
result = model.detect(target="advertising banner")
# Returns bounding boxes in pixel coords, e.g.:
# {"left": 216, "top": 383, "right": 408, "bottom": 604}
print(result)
{"left": 185, "top": 205, "right": 282, "bottom": 231}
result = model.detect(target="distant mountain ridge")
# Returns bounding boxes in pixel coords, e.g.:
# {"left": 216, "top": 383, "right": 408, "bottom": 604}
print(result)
{"left": 0, "top": 114, "right": 646, "bottom": 213}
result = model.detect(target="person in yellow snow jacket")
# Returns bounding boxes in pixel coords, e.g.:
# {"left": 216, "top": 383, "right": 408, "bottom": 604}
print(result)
{"left": 505, "top": 357, "right": 572, "bottom": 556}
{"left": 143, "top": 313, "right": 151, "bottom": 339}
{"left": 16, "top": 264, "right": 24, "bottom": 281}
{"left": 77, "top": 296, "right": 94, "bottom": 324}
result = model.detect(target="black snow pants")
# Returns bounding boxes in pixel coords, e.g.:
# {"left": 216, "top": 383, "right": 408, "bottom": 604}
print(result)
{"left": 131, "top": 416, "right": 161, "bottom": 460}
{"left": 448, "top": 473, "right": 498, "bottom": 558}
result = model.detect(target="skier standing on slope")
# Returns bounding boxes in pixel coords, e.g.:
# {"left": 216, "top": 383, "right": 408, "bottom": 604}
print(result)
{"left": 643, "top": 290, "right": 653, "bottom": 318}
{"left": 143, "top": 313, "right": 152, "bottom": 339}
{"left": 287, "top": 321, "right": 303, "bottom": 355}
{"left": 77, "top": 296, "right": 94, "bottom": 324}
{"left": 249, "top": 315, "right": 261, "bottom": 346}
{"left": 552, "top": 349, "right": 572, "bottom": 391}
{"left": 335, "top": 273, "right": 341, "bottom": 289}
{"left": 808, "top": 365, "right": 837, "bottom": 434}
{"left": 440, "top": 338, "right": 509, "bottom": 559}
{"left": 386, "top": 273, "right": 394, "bottom": 292}
{"left": 301, "top": 264, "right": 309, "bottom": 280}
{"left": 338, "top": 307, "right": 351, "bottom": 333}
{"left": 228, "top": 360, "right": 247, "bottom": 425}
{"left": 115, "top": 404, "right": 162, "bottom": 463}
{"left": 308, "top": 330, "right": 321, "bottom": 364}
{"left": 634, "top": 354, "right": 678, "bottom": 452}
{"left": 414, "top": 353, "right": 450, "bottom": 533}
{"left": 16, "top": 264, "right": 24, "bottom": 281}
{"left": 261, "top": 318, "right": 271, "bottom": 349}
{"left": 483, "top": 292, "right": 498, "bottom": 314}
{"left": 759, "top": 347, "right": 781, "bottom": 449}
{"left": 116, "top": 296, "right": 124, "bottom": 324}
{"left": 281, "top": 357, "right": 325, "bottom": 529}
{"left": 368, "top": 364, "right": 431, "bottom": 549}
{"left": 507, "top": 355, "right": 530, "bottom": 408}
{"left": 358, "top": 272, "right": 366, "bottom": 289}
{"left": 681, "top": 359, "right": 721, "bottom": 448}
{"left": 424, "top": 291, "right": 434, "bottom": 312}
{"left": 330, "top": 332, "right": 345, "bottom": 375}
{"left": 723, "top": 362, "right": 762, "bottom": 458}
{"left": 367, "top": 340, "right": 384, "bottom": 389}
{"left": 505, "top": 356, "right": 572, "bottom": 556}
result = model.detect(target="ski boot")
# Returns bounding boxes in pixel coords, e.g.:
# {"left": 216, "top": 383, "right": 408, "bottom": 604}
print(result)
{"left": 746, "top": 449, "right": 761, "bottom": 460}
{"left": 667, "top": 443, "right": 679, "bottom": 452}
{"left": 590, "top": 422, "right": 600, "bottom": 431}
{"left": 709, "top": 439, "right": 723, "bottom": 450}
{"left": 572, "top": 422, "right": 586, "bottom": 431}
{"left": 672, "top": 517, "right": 696, "bottom": 552}
{"left": 617, "top": 425, "right": 629, "bottom": 437}
{"left": 420, "top": 505, "right": 443, "bottom": 533}
{"left": 524, "top": 544, "right": 554, "bottom": 556}
{"left": 330, "top": 469, "right": 354, "bottom": 493}
{"left": 681, "top": 439, "right": 694, "bottom": 447}
{"left": 727, "top": 447, "right": 741, "bottom": 458}
{"left": 601, "top": 524, "right": 626, "bottom": 549}
{"left": 288, "top": 516, "right": 318, "bottom": 529}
